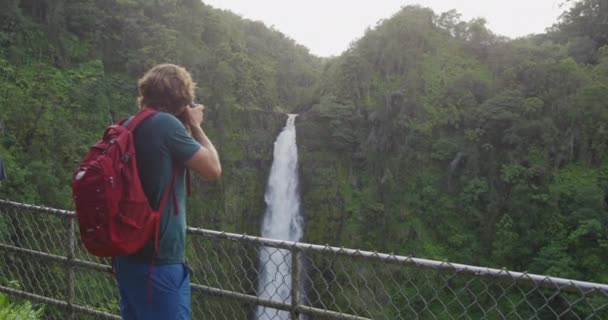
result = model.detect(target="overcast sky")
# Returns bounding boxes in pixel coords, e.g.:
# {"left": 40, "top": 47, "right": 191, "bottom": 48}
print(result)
{"left": 202, "top": 0, "right": 568, "bottom": 57}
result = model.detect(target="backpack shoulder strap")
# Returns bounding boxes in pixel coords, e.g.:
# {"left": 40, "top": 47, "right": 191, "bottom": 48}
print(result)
{"left": 157, "top": 165, "right": 179, "bottom": 216}
{"left": 124, "top": 108, "right": 158, "bottom": 131}
{"left": 152, "top": 165, "right": 179, "bottom": 257}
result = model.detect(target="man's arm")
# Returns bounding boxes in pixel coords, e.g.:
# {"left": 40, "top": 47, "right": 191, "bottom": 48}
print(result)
{"left": 181, "top": 104, "right": 221, "bottom": 180}
{"left": 185, "top": 125, "right": 221, "bottom": 180}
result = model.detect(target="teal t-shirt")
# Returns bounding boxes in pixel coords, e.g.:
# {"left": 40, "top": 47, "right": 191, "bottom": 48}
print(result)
{"left": 121, "top": 112, "right": 200, "bottom": 264}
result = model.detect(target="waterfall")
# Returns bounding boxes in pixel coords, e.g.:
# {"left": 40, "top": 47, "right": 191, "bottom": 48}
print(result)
{"left": 255, "top": 114, "right": 304, "bottom": 320}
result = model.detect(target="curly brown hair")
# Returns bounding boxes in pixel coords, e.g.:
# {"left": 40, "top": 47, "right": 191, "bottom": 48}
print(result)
{"left": 137, "top": 64, "right": 196, "bottom": 114}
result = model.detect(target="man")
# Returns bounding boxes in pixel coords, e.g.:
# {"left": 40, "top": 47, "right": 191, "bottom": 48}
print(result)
{"left": 113, "top": 63, "right": 221, "bottom": 320}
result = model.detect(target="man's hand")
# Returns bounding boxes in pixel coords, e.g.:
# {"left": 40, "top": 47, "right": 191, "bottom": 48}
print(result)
{"left": 182, "top": 104, "right": 205, "bottom": 130}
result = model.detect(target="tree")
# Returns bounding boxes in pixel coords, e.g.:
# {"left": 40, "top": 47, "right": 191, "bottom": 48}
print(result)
{"left": 556, "top": 0, "right": 608, "bottom": 50}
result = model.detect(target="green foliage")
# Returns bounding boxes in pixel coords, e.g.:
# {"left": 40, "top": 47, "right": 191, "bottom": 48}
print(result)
{"left": 0, "top": 4, "right": 318, "bottom": 317}
{"left": 0, "top": 281, "right": 44, "bottom": 319}
{"left": 552, "top": 0, "right": 608, "bottom": 61}
{"left": 297, "top": 1, "right": 608, "bottom": 282}
{"left": 0, "top": 0, "right": 321, "bottom": 208}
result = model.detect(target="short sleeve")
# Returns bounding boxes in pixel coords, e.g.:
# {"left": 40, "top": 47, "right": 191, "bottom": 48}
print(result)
{"left": 162, "top": 114, "right": 201, "bottom": 164}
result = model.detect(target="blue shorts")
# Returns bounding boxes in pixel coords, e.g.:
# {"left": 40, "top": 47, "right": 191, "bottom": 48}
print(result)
{"left": 114, "top": 258, "right": 191, "bottom": 320}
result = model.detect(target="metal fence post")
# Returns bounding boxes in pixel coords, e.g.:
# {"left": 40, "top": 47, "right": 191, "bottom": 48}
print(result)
{"left": 66, "top": 216, "right": 76, "bottom": 320}
{"left": 291, "top": 247, "right": 301, "bottom": 320}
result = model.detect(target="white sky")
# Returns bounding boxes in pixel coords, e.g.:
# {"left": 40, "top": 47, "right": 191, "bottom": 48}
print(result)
{"left": 202, "top": 0, "right": 568, "bottom": 57}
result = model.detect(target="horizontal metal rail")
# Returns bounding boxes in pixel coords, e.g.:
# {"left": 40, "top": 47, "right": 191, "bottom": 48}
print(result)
{"left": 193, "top": 284, "right": 372, "bottom": 320}
{"left": 0, "top": 199, "right": 74, "bottom": 217}
{"left": 0, "top": 243, "right": 111, "bottom": 272}
{"left": 3, "top": 198, "right": 608, "bottom": 295}
{"left": 0, "top": 286, "right": 120, "bottom": 320}
{"left": 189, "top": 227, "right": 608, "bottom": 296}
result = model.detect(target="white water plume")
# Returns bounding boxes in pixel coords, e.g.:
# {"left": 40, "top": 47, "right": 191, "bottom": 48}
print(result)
{"left": 255, "top": 114, "right": 304, "bottom": 320}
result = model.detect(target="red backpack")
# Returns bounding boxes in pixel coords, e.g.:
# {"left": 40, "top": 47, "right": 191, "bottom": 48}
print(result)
{"left": 72, "top": 108, "right": 177, "bottom": 257}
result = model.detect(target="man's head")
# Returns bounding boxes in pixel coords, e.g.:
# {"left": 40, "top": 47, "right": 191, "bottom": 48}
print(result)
{"left": 137, "top": 64, "right": 195, "bottom": 115}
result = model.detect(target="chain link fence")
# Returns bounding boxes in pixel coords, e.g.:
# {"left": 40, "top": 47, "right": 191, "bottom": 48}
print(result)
{"left": 1, "top": 199, "right": 608, "bottom": 319}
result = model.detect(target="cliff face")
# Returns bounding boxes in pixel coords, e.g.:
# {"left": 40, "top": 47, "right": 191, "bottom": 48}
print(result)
{"left": 192, "top": 109, "right": 366, "bottom": 247}
{"left": 296, "top": 111, "right": 372, "bottom": 248}
{"left": 192, "top": 108, "right": 365, "bottom": 248}
{"left": 188, "top": 108, "right": 287, "bottom": 235}
{"left": 192, "top": 108, "right": 358, "bottom": 247}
